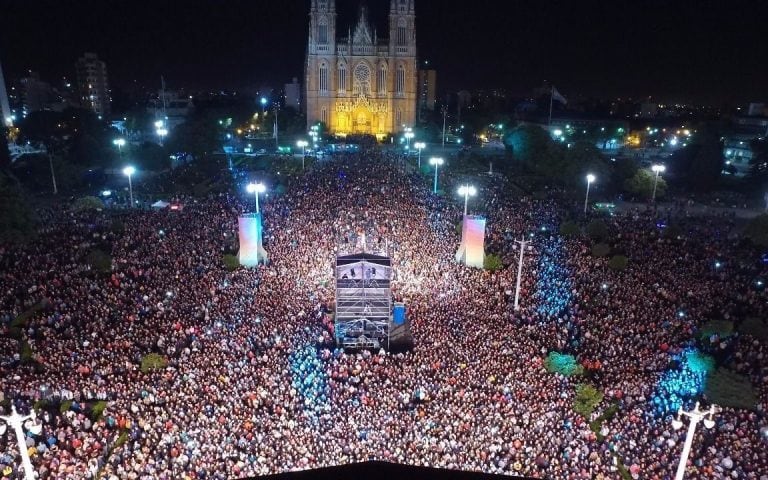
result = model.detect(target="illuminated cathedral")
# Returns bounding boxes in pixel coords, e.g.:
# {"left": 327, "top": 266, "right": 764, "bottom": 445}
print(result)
{"left": 304, "top": 0, "right": 418, "bottom": 139}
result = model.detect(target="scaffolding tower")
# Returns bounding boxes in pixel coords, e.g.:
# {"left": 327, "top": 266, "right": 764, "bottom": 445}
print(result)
{"left": 335, "top": 253, "right": 392, "bottom": 350}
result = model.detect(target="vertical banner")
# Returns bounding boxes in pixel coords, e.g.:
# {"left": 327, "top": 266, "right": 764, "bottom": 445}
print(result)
{"left": 238, "top": 213, "right": 268, "bottom": 267}
{"left": 455, "top": 215, "right": 486, "bottom": 268}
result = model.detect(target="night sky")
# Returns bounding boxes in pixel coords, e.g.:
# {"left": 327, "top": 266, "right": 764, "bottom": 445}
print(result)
{"left": 1, "top": 0, "right": 766, "bottom": 104}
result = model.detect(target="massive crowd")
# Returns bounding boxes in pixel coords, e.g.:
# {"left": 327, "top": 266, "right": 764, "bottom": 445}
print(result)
{"left": 0, "top": 150, "right": 766, "bottom": 479}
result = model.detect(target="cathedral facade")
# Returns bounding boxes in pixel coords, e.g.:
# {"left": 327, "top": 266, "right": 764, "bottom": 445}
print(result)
{"left": 305, "top": 0, "right": 417, "bottom": 139}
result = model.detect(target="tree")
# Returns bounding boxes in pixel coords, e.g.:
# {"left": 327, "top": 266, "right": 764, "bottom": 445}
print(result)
{"left": 611, "top": 157, "right": 639, "bottom": 188}
{"left": 662, "top": 223, "right": 684, "bottom": 239}
{"left": 140, "top": 353, "right": 169, "bottom": 373}
{"left": 503, "top": 125, "right": 563, "bottom": 176}
{"left": 624, "top": 169, "right": 667, "bottom": 200}
{"left": 543, "top": 352, "right": 584, "bottom": 376}
{"left": 17, "top": 110, "right": 63, "bottom": 143}
{"left": 69, "top": 133, "right": 105, "bottom": 166}
{"left": 223, "top": 254, "right": 240, "bottom": 271}
{"left": 705, "top": 368, "right": 758, "bottom": 410}
{"left": 573, "top": 383, "right": 604, "bottom": 418}
{"left": 73, "top": 196, "right": 104, "bottom": 211}
{"left": 0, "top": 125, "right": 11, "bottom": 170}
{"left": 560, "top": 141, "right": 612, "bottom": 189}
{"left": 698, "top": 320, "right": 735, "bottom": 340}
{"left": 483, "top": 253, "right": 503, "bottom": 271}
{"left": 689, "top": 125, "right": 724, "bottom": 191}
{"left": 133, "top": 142, "right": 170, "bottom": 171}
{"left": 166, "top": 117, "right": 220, "bottom": 159}
{"left": 86, "top": 249, "right": 112, "bottom": 273}
{"left": 747, "top": 138, "right": 768, "bottom": 184}
{"left": 559, "top": 220, "right": 580, "bottom": 237}
{"left": 110, "top": 219, "right": 125, "bottom": 234}
{"left": 12, "top": 153, "right": 84, "bottom": 193}
{"left": 608, "top": 255, "right": 628, "bottom": 271}
{"left": 739, "top": 317, "right": 768, "bottom": 340}
{"left": 743, "top": 213, "right": 768, "bottom": 247}
{"left": 586, "top": 219, "right": 609, "bottom": 241}
{"left": 591, "top": 243, "right": 610, "bottom": 258}
{"left": 0, "top": 170, "right": 37, "bottom": 243}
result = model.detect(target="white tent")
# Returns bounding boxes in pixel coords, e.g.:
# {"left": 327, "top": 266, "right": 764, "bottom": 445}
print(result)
{"left": 151, "top": 200, "right": 170, "bottom": 209}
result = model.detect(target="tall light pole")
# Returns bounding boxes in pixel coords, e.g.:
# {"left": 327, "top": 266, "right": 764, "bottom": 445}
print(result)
{"left": 584, "top": 173, "right": 596, "bottom": 215}
{"left": 123, "top": 166, "right": 136, "bottom": 208}
{"left": 261, "top": 97, "right": 268, "bottom": 116}
{"left": 429, "top": 157, "right": 444, "bottom": 194}
{"left": 155, "top": 120, "right": 167, "bottom": 147}
{"left": 47, "top": 151, "right": 58, "bottom": 195}
{"left": 513, "top": 238, "right": 532, "bottom": 310}
{"left": 458, "top": 184, "right": 477, "bottom": 216}
{"left": 0, "top": 406, "right": 42, "bottom": 480}
{"left": 297, "top": 140, "right": 308, "bottom": 169}
{"left": 246, "top": 182, "right": 266, "bottom": 214}
{"left": 414, "top": 141, "right": 426, "bottom": 168}
{"left": 671, "top": 402, "right": 718, "bottom": 480}
{"left": 310, "top": 125, "right": 320, "bottom": 149}
{"left": 113, "top": 138, "right": 126, "bottom": 159}
{"left": 441, "top": 105, "right": 447, "bottom": 148}
{"left": 651, "top": 164, "right": 666, "bottom": 202}
{"left": 404, "top": 128, "right": 414, "bottom": 149}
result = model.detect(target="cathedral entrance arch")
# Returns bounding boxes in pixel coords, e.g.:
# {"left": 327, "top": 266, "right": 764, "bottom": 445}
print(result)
{"left": 353, "top": 106, "right": 372, "bottom": 134}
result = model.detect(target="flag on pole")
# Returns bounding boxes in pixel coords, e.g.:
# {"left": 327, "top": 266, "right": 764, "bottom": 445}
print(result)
{"left": 552, "top": 86, "right": 567, "bottom": 105}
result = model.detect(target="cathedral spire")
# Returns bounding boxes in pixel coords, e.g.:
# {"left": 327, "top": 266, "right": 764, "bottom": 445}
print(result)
{"left": 353, "top": 4, "right": 374, "bottom": 45}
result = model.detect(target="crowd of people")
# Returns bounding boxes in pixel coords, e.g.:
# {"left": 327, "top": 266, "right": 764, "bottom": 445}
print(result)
{"left": 0, "top": 150, "right": 766, "bottom": 479}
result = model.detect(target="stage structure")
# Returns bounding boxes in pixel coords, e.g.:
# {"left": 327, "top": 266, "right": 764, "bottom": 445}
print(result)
{"left": 455, "top": 215, "right": 486, "bottom": 268}
{"left": 335, "top": 253, "right": 392, "bottom": 349}
{"left": 238, "top": 213, "right": 269, "bottom": 267}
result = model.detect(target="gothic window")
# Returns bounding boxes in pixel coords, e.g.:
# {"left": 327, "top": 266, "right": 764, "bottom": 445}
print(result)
{"left": 396, "top": 64, "right": 405, "bottom": 95}
{"left": 397, "top": 18, "right": 407, "bottom": 46}
{"left": 318, "top": 17, "right": 329, "bottom": 44}
{"left": 319, "top": 63, "right": 329, "bottom": 94}
{"left": 338, "top": 63, "right": 347, "bottom": 93}
{"left": 378, "top": 63, "right": 387, "bottom": 94}
{"left": 321, "top": 107, "right": 329, "bottom": 124}
{"left": 353, "top": 63, "right": 372, "bottom": 96}
{"left": 396, "top": 108, "right": 402, "bottom": 125}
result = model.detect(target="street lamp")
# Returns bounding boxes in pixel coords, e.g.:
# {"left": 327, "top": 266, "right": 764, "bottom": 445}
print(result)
{"left": 261, "top": 97, "right": 268, "bottom": 116}
{"left": 246, "top": 182, "right": 266, "bottom": 213}
{"left": 0, "top": 405, "right": 42, "bottom": 480}
{"left": 113, "top": 138, "right": 126, "bottom": 159}
{"left": 404, "top": 128, "right": 414, "bottom": 149}
{"left": 297, "top": 140, "right": 308, "bottom": 169}
{"left": 651, "top": 164, "right": 666, "bottom": 202}
{"left": 414, "top": 141, "right": 426, "bottom": 168}
{"left": 429, "top": 157, "right": 444, "bottom": 194}
{"left": 123, "top": 166, "right": 136, "bottom": 208}
{"left": 671, "top": 402, "right": 718, "bottom": 480}
{"left": 513, "top": 238, "right": 533, "bottom": 310}
{"left": 155, "top": 120, "right": 167, "bottom": 146}
{"left": 457, "top": 184, "right": 477, "bottom": 216}
{"left": 310, "top": 125, "right": 320, "bottom": 148}
{"left": 584, "top": 173, "right": 596, "bottom": 214}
